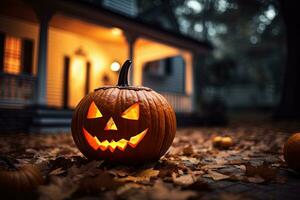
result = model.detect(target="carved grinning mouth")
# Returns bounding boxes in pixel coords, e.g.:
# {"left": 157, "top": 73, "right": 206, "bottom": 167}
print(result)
{"left": 83, "top": 128, "right": 148, "bottom": 152}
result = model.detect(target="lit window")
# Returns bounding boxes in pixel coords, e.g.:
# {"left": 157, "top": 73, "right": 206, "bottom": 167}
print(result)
{"left": 4, "top": 36, "right": 22, "bottom": 74}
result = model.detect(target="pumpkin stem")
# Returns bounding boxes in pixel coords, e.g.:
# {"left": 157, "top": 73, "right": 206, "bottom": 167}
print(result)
{"left": 117, "top": 60, "right": 132, "bottom": 87}
{"left": 0, "top": 155, "right": 18, "bottom": 170}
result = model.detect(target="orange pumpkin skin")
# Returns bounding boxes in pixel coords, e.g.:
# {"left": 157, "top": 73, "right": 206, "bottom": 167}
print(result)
{"left": 71, "top": 61, "right": 176, "bottom": 164}
{"left": 0, "top": 157, "right": 43, "bottom": 198}
{"left": 0, "top": 164, "right": 43, "bottom": 191}
{"left": 284, "top": 133, "right": 300, "bottom": 172}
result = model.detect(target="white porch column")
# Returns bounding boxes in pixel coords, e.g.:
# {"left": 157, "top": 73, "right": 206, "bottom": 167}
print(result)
{"left": 34, "top": 12, "right": 53, "bottom": 106}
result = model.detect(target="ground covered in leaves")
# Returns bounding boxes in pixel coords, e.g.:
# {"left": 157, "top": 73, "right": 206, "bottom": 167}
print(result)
{"left": 1, "top": 121, "right": 300, "bottom": 200}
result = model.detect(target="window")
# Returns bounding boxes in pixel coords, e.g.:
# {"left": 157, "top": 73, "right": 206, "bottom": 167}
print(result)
{"left": 0, "top": 33, "right": 34, "bottom": 75}
{"left": 4, "top": 36, "right": 22, "bottom": 74}
{"left": 142, "top": 56, "right": 186, "bottom": 94}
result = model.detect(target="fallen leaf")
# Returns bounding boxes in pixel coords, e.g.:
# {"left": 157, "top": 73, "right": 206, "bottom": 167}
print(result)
{"left": 205, "top": 170, "right": 230, "bottom": 181}
{"left": 137, "top": 168, "right": 160, "bottom": 177}
{"left": 67, "top": 160, "right": 103, "bottom": 178}
{"left": 158, "top": 161, "right": 180, "bottom": 178}
{"left": 118, "top": 168, "right": 159, "bottom": 183}
{"left": 182, "top": 145, "right": 194, "bottom": 156}
{"left": 77, "top": 170, "right": 123, "bottom": 194}
{"left": 49, "top": 167, "right": 66, "bottom": 176}
{"left": 180, "top": 156, "right": 200, "bottom": 165}
{"left": 172, "top": 174, "right": 195, "bottom": 186}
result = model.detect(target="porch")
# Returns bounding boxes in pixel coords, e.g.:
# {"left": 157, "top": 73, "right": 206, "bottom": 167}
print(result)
{"left": 0, "top": 60, "right": 194, "bottom": 113}
{"left": 0, "top": 0, "right": 212, "bottom": 132}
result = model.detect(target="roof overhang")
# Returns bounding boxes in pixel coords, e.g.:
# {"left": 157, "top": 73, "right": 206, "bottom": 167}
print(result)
{"left": 2, "top": 0, "right": 212, "bottom": 54}
{"left": 47, "top": 0, "right": 212, "bottom": 54}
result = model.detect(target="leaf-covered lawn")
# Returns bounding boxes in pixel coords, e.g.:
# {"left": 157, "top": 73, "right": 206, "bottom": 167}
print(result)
{"left": 0, "top": 121, "right": 299, "bottom": 200}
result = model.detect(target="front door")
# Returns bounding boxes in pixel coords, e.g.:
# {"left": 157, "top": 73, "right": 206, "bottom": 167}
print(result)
{"left": 63, "top": 56, "right": 90, "bottom": 109}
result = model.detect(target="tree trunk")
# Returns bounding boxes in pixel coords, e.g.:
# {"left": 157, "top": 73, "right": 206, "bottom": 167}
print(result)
{"left": 275, "top": 0, "right": 300, "bottom": 119}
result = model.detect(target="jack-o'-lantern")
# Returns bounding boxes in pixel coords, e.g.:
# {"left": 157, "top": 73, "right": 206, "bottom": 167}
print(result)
{"left": 71, "top": 60, "right": 176, "bottom": 164}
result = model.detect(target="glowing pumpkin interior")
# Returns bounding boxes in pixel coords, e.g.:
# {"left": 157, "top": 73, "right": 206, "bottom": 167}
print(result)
{"left": 83, "top": 101, "right": 148, "bottom": 152}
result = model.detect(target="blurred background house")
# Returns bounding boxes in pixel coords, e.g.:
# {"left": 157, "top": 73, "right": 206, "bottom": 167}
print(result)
{"left": 0, "top": 0, "right": 212, "bottom": 133}
{"left": 0, "top": 0, "right": 292, "bottom": 133}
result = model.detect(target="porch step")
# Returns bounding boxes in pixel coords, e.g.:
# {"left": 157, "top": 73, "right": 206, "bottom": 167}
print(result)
{"left": 30, "top": 110, "right": 227, "bottom": 133}
{"left": 0, "top": 108, "right": 33, "bottom": 133}
{"left": 0, "top": 107, "right": 227, "bottom": 134}
{"left": 30, "top": 107, "right": 73, "bottom": 133}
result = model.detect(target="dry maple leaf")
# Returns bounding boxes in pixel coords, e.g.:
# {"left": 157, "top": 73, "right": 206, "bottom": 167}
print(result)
{"left": 118, "top": 168, "right": 159, "bottom": 183}
{"left": 172, "top": 174, "right": 195, "bottom": 186}
{"left": 204, "top": 170, "right": 230, "bottom": 181}
{"left": 136, "top": 168, "right": 160, "bottom": 177}
{"left": 180, "top": 156, "right": 200, "bottom": 166}
{"left": 158, "top": 162, "right": 179, "bottom": 178}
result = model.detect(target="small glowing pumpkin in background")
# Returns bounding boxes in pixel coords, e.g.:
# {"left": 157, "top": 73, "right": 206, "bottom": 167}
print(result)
{"left": 212, "top": 136, "right": 223, "bottom": 147}
{"left": 72, "top": 60, "right": 176, "bottom": 164}
{"left": 220, "top": 136, "right": 234, "bottom": 149}
{"left": 284, "top": 133, "right": 300, "bottom": 172}
{"left": 212, "top": 136, "right": 233, "bottom": 149}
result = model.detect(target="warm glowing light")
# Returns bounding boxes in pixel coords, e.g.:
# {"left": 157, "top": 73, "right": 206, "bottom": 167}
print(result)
{"left": 110, "top": 61, "right": 121, "bottom": 72}
{"left": 104, "top": 117, "right": 118, "bottom": 130}
{"left": 128, "top": 129, "right": 148, "bottom": 148}
{"left": 121, "top": 103, "right": 139, "bottom": 120}
{"left": 83, "top": 128, "right": 148, "bottom": 152}
{"left": 4, "top": 36, "right": 22, "bottom": 74}
{"left": 111, "top": 27, "right": 122, "bottom": 36}
{"left": 69, "top": 56, "right": 86, "bottom": 108}
{"left": 87, "top": 101, "right": 103, "bottom": 119}
{"left": 83, "top": 128, "right": 100, "bottom": 150}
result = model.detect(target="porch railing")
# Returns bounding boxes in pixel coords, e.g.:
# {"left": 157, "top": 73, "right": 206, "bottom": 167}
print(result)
{"left": 0, "top": 72, "right": 36, "bottom": 106}
{"left": 161, "top": 92, "right": 192, "bottom": 113}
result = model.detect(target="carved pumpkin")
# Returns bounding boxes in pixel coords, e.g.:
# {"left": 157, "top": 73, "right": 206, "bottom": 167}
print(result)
{"left": 72, "top": 60, "right": 176, "bottom": 164}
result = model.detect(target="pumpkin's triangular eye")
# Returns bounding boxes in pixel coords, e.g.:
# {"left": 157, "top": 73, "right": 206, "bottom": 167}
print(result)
{"left": 121, "top": 103, "right": 139, "bottom": 120}
{"left": 87, "top": 101, "right": 103, "bottom": 119}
